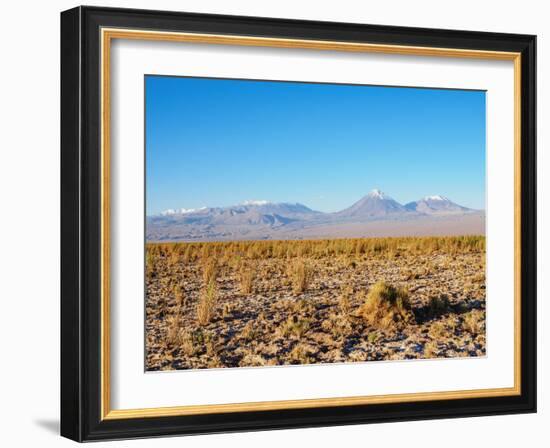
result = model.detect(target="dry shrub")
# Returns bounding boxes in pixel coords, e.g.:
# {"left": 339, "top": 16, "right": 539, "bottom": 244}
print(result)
{"left": 197, "top": 281, "right": 218, "bottom": 326}
{"left": 289, "top": 258, "right": 311, "bottom": 295}
{"left": 358, "top": 281, "right": 412, "bottom": 330}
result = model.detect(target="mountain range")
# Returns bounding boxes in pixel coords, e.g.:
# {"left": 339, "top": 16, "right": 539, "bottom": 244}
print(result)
{"left": 147, "top": 189, "right": 484, "bottom": 241}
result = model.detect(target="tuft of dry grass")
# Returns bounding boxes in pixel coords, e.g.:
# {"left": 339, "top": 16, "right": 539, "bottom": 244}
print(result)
{"left": 289, "top": 298, "right": 314, "bottom": 315}
{"left": 338, "top": 285, "right": 353, "bottom": 316}
{"left": 173, "top": 283, "right": 185, "bottom": 309}
{"left": 424, "top": 341, "right": 439, "bottom": 358}
{"left": 358, "top": 281, "right": 412, "bottom": 330}
{"left": 289, "top": 258, "right": 311, "bottom": 295}
{"left": 201, "top": 257, "right": 218, "bottom": 285}
{"left": 427, "top": 294, "right": 451, "bottom": 318}
{"left": 367, "top": 332, "right": 379, "bottom": 344}
{"left": 240, "top": 353, "right": 267, "bottom": 367}
{"left": 168, "top": 249, "right": 180, "bottom": 268}
{"left": 146, "top": 251, "right": 157, "bottom": 278}
{"left": 239, "top": 264, "right": 255, "bottom": 295}
{"left": 321, "top": 312, "right": 352, "bottom": 339}
{"left": 463, "top": 310, "right": 485, "bottom": 334}
{"left": 222, "top": 302, "right": 234, "bottom": 318}
{"left": 280, "top": 316, "right": 311, "bottom": 339}
{"left": 429, "top": 321, "right": 446, "bottom": 339}
{"left": 240, "top": 321, "right": 258, "bottom": 341}
{"left": 289, "top": 343, "right": 314, "bottom": 364}
{"left": 179, "top": 331, "right": 197, "bottom": 356}
{"left": 166, "top": 314, "right": 181, "bottom": 346}
{"left": 197, "top": 281, "right": 218, "bottom": 326}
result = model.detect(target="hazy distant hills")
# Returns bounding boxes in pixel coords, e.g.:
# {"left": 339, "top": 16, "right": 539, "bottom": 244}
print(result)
{"left": 147, "top": 189, "right": 485, "bottom": 242}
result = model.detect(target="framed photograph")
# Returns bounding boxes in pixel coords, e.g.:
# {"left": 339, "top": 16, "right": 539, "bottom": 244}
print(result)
{"left": 61, "top": 6, "right": 536, "bottom": 442}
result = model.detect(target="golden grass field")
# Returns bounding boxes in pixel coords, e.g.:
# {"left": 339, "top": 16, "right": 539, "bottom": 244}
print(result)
{"left": 145, "top": 236, "right": 486, "bottom": 371}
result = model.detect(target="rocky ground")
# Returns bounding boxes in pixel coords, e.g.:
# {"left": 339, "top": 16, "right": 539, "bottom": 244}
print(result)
{"left": 145, "top": 238, "right": 486, "bottom": 371}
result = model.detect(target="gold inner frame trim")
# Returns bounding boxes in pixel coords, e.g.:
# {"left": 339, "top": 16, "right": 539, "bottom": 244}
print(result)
{"left": 100, "top": 27, "right": 522, "bottom": 420}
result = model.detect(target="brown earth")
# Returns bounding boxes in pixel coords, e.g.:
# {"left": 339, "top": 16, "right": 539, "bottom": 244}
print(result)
{"left": 145, "top": 236, "right": 486, "bottom": 371}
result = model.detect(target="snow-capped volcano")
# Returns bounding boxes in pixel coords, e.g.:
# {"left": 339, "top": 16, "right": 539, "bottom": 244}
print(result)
{"left": 405, "top": 195, "right": 472, "bottom": 215}
{"left": 367, "top": 189, "right": 393, "bottom": 200}
{"left": 335, "top": 189, "right": 407, "bottom": 218}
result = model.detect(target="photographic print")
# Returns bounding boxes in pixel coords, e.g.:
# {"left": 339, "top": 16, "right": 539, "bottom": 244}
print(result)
{"left": 144, "top": 76, "right": 487, "bottom": 371}
{"left": 61, "top": 9, "right": 536, "bottom": 439}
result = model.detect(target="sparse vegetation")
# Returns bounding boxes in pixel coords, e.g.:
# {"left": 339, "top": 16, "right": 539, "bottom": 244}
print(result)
{"left": 145, "top": 236, "right": 486, "bottom": 370}
{"left": 339, "top": 285, "right": 353, "bottom": 316}
{"left": 238, "top": 264, "right": 255, "bottom": 295}
{"left": 463, "top": 310, "right": 485, "bottom": 335}
{"left": 196, "top": 281, "right": 218, "bottom": 326}
{"left": 147, "top": 235, "right": 485, "bottom": 263}
{"left": 240, "top": 321, "right": 258, "bottom": 341}
{"left": 359, "top": 281, "right": 412, "bottom": 330}
{"left": 173, "top": 283, "right": 185, "bottom": 309}
{"left": 289, "top": 258, "right": 311, "bottom": 294}
{"left": 202, "top": 257, "right": 218, "bottom": 285}
{"left": 280, "top": 316, "right": 311, "bottom": 339}
{"left": 424, "top": 341, "right": 439, "bottom": 358}
{"left": 289, "top": 343, "right": 314, "bottom": 364}
{"left": 427, "top": 294, "right": 451, "bottom": 318}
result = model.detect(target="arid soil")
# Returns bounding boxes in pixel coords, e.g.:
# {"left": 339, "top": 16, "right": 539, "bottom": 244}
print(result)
{"left": 145, "top": 237, "right": 486, "bottom": 371}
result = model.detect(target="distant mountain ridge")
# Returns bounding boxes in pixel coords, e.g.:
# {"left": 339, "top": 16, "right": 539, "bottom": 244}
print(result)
{"left": 404, "top": 195, "right": 471, "bottom": 215}
{"left": 147, "top": 189, "right": 483, "bottom": 241}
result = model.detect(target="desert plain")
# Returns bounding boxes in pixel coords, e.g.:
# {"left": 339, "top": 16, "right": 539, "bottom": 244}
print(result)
{"left": 145, "top": 236, "right": 486, "bottom": 371}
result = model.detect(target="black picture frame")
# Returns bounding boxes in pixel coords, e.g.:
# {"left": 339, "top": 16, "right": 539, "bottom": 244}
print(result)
{"left": 61, "top": 5, "right": 536, "bottom": 442}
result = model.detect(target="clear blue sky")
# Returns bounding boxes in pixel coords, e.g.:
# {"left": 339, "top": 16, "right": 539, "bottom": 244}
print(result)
{"left": 145, "top": 75, "right": 485, "bottom": 215}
